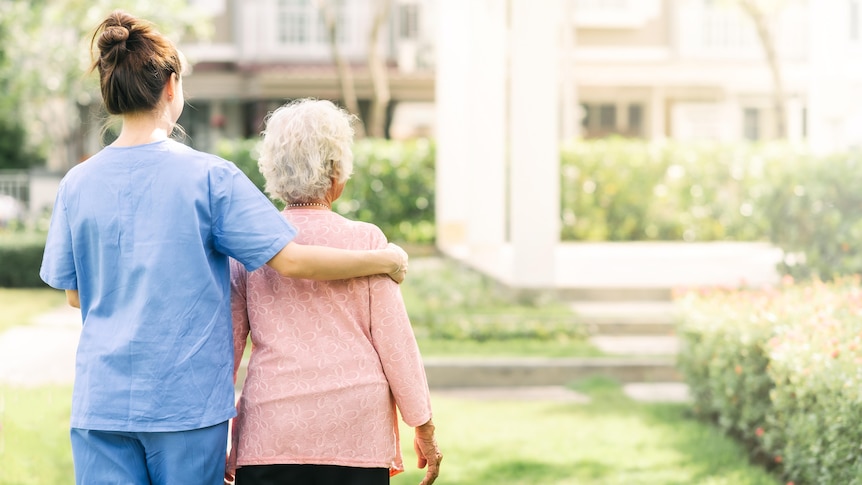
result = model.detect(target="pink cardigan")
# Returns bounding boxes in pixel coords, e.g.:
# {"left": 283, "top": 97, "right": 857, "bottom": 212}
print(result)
{"left": 228, "top": 209, "right": 432, "bottom": 475}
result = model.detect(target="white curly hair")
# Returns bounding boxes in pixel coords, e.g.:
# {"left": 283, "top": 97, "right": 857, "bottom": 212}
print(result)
{"left": 257, "top": 98, "right": 356, "bottom": 203}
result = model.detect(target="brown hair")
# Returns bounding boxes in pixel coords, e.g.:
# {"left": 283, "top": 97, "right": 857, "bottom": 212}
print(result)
{"left": 89, "top": 11, "right": 183, "bottom": 115}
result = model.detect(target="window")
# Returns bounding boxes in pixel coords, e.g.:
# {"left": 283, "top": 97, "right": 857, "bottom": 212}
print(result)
{"left": 277, "top": 0, "right": 309, "bottom": 45}
{"left": 275, "top": 0, "right": 346, "bottom": 46}
{"left": 743, "top": 108, "right": 760, "bottom": 141}
{"left": 580, "top": 103, "right": 592, "bottom": 130}
{"left": 598, "top": 104, "right": 616, "bottom": 130}
{"left": 628, "top": 104, "right": 644, "bottom": 136}
{"left": 399, "top": 3, "right": 420, "bottom": 40}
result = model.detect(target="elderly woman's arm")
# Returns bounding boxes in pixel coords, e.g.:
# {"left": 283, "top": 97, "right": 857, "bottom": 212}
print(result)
{"left": 368, "top": 274, "right": 441, "bottom": 484}
{"left": 267, "top": 241, "right": 408, "bottom": 283}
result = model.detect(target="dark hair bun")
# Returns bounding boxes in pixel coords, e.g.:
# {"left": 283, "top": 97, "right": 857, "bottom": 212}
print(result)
{"left": 98, "top": 25, "right": 130, "bottom": 55}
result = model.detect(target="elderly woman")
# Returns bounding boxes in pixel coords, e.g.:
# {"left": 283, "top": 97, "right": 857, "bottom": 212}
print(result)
{"left": 227, "top": 99, "right": 442, "bottom": 485}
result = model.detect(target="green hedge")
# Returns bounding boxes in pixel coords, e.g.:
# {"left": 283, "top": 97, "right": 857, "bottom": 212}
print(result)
{"left": 217, "top": 137, "right": 435, "bottom": 244}
{"left": 0, "top": 232, "right": 47, "bottom": 287}
{"left": 677, "top": 279, "right": 862, "bottom": 484}
{"left": 220, "top": 136, "right": 862, "bottom": 279}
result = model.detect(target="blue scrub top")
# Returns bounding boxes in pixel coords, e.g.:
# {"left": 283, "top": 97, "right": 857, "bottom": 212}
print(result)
{"left": 40, "top": 139, "right": 296, "bottom": 432}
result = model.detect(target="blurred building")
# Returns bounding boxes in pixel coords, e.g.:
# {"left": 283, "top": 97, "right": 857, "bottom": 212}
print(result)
{"left": 170, "top": 0, "right": 862, "bottom": 154}
{"left": 175, "top": 0, "right": 437, "bottom": 152}
{"left": 434, "top": 0, "right": 862, "bottom": 289}
{"left": 566, "top": 0, "right": 862, "bottom": 153}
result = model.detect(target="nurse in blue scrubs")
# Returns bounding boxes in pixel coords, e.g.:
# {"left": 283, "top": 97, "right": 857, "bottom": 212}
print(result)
{"left": 39, "top": 10, "right": 407, "bottom": 485}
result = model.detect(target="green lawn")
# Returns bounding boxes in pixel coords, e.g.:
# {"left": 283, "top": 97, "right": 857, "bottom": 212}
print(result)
{"left": 0, "top": 383, "right": 779, "bottom": 485}
{"left": 0, "top": 265, "right": 779, "bottom": 484}
{"left": 392, "top": 386, "right": 780, "bottom": 485}
{"left": 0, "top": 288, "right": 66, "bottom": 333}
{"left": 0, "top": 386, "right": 74, "bottom": 484}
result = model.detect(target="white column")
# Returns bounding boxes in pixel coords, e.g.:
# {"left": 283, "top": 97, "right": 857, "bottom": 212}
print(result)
{"left": 508, "top": 0, "right": 562, "bottom": 288}
{"left": 560, "top": 0, "right": 579, "bottom": 142}
{"left": 434, "top": 0, "right": 472, "bottom": 248}
{"left": 466, "top": 1, "right": 507, "bottom": 250}
{"left": 807, "top": 1, "right": 846, "bottom": 154}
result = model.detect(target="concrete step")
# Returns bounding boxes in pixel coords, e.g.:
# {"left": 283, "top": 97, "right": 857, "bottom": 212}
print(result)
{"left": 432, "top": 383, "right": 691, "bottom": 403}
{"left": 589, "top": 335, "right": 680, "bottom": 356}
{"left": 423, "top": 357, "right": 681, "bottom": 387}
{"left": 557, "top": 286, "right": 673, "bottom": 302}
{"left": 236, "top": 356, "right": 682, "bottom": 391}
{"left": 572, "top": 301, "right": 678, "bottom": 336}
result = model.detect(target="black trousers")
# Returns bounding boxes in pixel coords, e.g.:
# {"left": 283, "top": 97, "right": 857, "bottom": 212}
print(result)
{"left": 235, "top": 463, "right": 389, "bottom": 485}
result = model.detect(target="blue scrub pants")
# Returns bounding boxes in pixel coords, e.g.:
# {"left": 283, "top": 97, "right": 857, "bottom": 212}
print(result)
{"left": 71, "top": 421, "right": 229, "bottom": 485}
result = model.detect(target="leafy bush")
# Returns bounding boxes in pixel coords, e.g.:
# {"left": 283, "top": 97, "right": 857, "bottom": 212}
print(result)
{"left": 557, "top": 139, "right": 862, "bottom": 280}
{"left": 0, "top": 232, "right": 48, "bottom": 287}
{"left": 677, "top": 278, "right": 862, "bottom": 484}
{"left": 219, "top": 135, "right": 862, "bottom": 279}
{"left": 0, "top": 116, "right": 44, "bottom": 170}
{"left": 401, "top": 257, "right": 586, "bottom": 341}
{"left": 215, "top": 137, "right": 435, "bottom": 244}
{"left": 560, "top": 139, "right": 772, "bottom": 242}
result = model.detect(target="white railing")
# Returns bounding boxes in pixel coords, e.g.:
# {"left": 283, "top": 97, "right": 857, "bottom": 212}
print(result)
{"left": 0, "top": 171, "right": 28, "bottom": 202}
{"left": 0, "top": 171, "right": 29, "bottom": 219}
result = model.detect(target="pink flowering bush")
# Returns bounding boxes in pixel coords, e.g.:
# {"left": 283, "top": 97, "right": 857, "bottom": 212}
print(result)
{"left": 677, "top": 277, "right": 862, "bottom": 484}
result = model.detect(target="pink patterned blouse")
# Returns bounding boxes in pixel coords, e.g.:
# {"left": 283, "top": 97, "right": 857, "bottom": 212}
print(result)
{"left": 227, "top": 209, "right": 432, "bottom": 476}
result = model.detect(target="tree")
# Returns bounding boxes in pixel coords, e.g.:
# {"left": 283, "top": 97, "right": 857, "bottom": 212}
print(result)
{"left": 0, "top": 0, "right": 210, "bottom": 171}
{"left": 366, "top": 0, "right": 392, "bottom": 138}
{"left": 316, "top": 0, "right": 367, "bottom": 139}
{"left": 738, "top": 0, "right": 788, "bottom": 139}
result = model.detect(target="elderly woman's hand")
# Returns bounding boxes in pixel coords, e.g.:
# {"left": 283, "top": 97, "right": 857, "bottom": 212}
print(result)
{"left": 414, "top": 420, "right": 442, "bottom": 485}
{"left": 386, "top": 243, "right": 409, "bottom": 284}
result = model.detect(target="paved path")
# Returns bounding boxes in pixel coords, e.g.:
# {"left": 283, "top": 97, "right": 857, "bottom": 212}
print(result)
{"left": 0, "top": 305, "right": 81, "bottom": 387}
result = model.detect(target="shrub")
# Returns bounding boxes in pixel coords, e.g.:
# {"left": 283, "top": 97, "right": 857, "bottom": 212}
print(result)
{"left": 218, "top": 135, "right": 862, "bottom": 279}
{"left": 401, "top": 257, "right": 586, "bottom": 341}
{"left": 0, "top": 232, "right": 48, "bottom": 287}
{"left": 677, "top": 278, "right": 862, "bottom": 484}
{"left": 560, "top": 139, "right": 772, "bottom": 242}
{"left": 0, "top": 116, "right": 44, "bottom": 170}
{"left": 215, "top": 137, "right": 436, "bottom": 244}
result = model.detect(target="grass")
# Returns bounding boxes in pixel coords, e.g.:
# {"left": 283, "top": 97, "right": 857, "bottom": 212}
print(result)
{"left": 392, "top": 380, "right": 780, "bottom": 485}
{"left": 0, "top": 386, "right": 74, "bottom": 484}
{"left": 0, "top": 381, "right": 780, "bottom": 485}
{"left": 0, "top": 288, "right": 66, "bottom": 334}
{"left": 0, "top": 260, "right": 778, "bottom": 484}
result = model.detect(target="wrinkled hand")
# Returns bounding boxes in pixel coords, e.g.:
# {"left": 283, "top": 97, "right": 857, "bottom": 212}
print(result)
{"left": 224, "top": 454, "right": 235, "bottom": 484}
{"left": 414, "top": 421, "right": 442, "bottom": 485}
{"left": 386, "top": 243, "right": 409, "bottom": 284}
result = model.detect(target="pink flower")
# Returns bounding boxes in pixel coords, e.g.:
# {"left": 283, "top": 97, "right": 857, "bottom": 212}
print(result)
{"left": 756, "top": 427, "right": 765, "bottom": 437}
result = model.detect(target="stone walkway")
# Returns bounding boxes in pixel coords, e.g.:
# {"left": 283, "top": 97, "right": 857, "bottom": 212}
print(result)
{"left": 0, "top": 305, "right": 81, "bottom": 387}
{"left": 0, "top": 304, "right": 689, "bottom": 402}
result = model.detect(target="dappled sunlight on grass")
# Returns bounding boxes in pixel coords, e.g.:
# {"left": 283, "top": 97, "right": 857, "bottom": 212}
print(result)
{"left": 394, "top": 391, "right": 779, "bottom": 485}
{"left": 0, "top": 386, "right": 74, "bottom": 484}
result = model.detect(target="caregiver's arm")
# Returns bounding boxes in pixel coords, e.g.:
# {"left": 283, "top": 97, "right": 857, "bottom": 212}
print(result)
{"left": 267, "top": 241, "right": 408, "bottom": 283}
{"left": 65, "top": 289, "right": 80, "bottom": 309}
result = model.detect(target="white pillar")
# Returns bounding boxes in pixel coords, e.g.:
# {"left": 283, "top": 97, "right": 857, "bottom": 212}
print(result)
{"left": 560, "top": 0, "right": 579, "bottom": 142}
{"left": 508, "top": 0, "right": 562, "bottom": 288}
{"left": 807, "top": 1, "right": 845, "bottom": 154}
{"left": 466, "top": 0, "right": 507, "bottom": 250}
{"left": 434, "top": 0, "right": 472, "bottom": 248}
